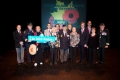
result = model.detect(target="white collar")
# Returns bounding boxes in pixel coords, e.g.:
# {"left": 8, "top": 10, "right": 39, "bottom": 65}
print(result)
{"left": 52, "top": 32, "right": 56, "bottom": 35}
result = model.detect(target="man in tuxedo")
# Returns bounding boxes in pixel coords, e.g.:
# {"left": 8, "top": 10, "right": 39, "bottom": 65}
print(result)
{"left": 13, "top": 25, "right": 24, "bottom": 65}
{"left": 78, "top": 22, "right": 89, "bottom": 64}
{"left": 59, "top": 25, "right": 70, "bottom": 64}
{"left": 96, "top": 23, "right": 110, "bottom": 65}
{"left": 23, "top": 23, "right": 35, "bottom": 63}
{"left": 44, "top": 23, "right": 52, "bottom": 62}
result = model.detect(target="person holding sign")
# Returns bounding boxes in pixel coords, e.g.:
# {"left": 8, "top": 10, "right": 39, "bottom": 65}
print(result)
{"left": 23, "top": 23, "right": 35, "bottom": 63}
{"left": 49, "top": 27, "right": 60, "bottom": 65}
{"left": 59, "top": 25, "right": 70, "bottom": 64}
{"left": 34, "top": 26, "right": 44, "bottom": 66}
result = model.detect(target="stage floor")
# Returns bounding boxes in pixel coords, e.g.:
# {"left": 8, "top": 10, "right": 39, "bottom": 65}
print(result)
{"left": 0, "top": 48, "right": 120, "bottom": 80}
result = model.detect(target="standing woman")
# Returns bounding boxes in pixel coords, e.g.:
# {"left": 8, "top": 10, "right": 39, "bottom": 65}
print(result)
{"left": 70, "top": 27, "right": 80, "bottom": 63}
{"left": 50, "top": 27, "right": 60, "bottom": 65}
{"left": 87, "top": 27, "right": 98, "bottom": 65}
{"left": 34, "top": 26, "right": 44, "bottom": 66}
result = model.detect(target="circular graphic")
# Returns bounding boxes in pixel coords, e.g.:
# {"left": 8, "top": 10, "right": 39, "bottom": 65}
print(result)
{"left": 62, "top": 9, "right": 79, "bottom": 24}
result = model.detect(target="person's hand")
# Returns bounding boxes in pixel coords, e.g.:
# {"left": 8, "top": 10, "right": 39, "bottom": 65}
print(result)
{"left": 19, "top": 41, "right": 23, "bottom": 45}
{"left": 25, "top": 39, "right": 27, "bottom": 42}
{"left": 105, "top": 46, "right": 108, "bottom": 48}
{"left": 97, "top": 47, "right": 99, "bottom": 49}
{"left": 28, "top": 40, "right": 31, "bottom": 42}
{"left": 84, "top": 44, "right": 87, "bottom": 47}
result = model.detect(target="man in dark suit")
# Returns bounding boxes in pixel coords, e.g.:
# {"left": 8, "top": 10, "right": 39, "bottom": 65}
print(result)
{"left": 86, "top": 21, "right": 92, "bottom": 61}
{"left": 96, "top": 23, "right": 110, "bottom": 65}
{"left": 13, "top": 25, "right": 24, "bottom": 65}
{"left": 78, "top": 22, "right": 89, "bottom": 64}
{"left": 23, "top": 23, "right": 35, "bottom": 63}
{"left": 59, "top": 25, "right": 70, "bottom": 64}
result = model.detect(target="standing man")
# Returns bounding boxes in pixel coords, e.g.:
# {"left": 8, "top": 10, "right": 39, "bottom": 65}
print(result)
{"left": 67, "top": 24, "right": 72, "bottom": 60}
{"left": 13, "top": 25, "right": 24, "bottom": 65}
{"left": 87, "top": 21, "right": 92, "bottom": 34}
{"left": 23, "top": 23, "right": 35, "bottom": 63}
{"left": 86, "top": 20, "right": 92, "bottom": 61}
{"left": 44, "top": 23, "right": 52, "bottom": 62}
{"left": 59, "top": 25, "right": 70, "bottom": 64}
{"left": 78, "top": 22, "right": 89, "bottom": 64}
{"left": 96, "top": 23, "right": 110, "bottom": 65}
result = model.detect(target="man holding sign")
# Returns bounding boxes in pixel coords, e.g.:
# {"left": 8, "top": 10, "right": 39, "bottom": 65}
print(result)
{"left": 23, "top": 23, "right": 35, "bottom": 63}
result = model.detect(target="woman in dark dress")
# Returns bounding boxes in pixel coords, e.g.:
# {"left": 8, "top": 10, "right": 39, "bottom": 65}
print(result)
{"left": 34, "top": 26, "right": 44, "bottom": 66}
{"left": 88, "top": 27, "right": 98, "bottom": 64}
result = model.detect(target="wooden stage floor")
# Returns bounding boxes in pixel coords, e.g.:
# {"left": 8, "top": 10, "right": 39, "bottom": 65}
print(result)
{"left": 0, "top": 48, "right": 120, "bottom": 80}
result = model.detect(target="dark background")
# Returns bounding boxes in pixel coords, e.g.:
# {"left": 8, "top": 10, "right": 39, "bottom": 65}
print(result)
{"left": 0, "top": 0, "right": 119, "bottom": 53}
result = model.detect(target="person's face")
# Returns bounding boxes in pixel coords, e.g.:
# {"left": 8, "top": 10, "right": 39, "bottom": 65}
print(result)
{"left": 17, "top": 25, "right": 21, "bottom": 31}
{"left": 63, "top": 26, "right": 67, "bottom": 31}
{"left": 36, "top": 26, "right": 41, "bottom": 32}
{"left": 100, "top": 25, "right": 105, "bottom": 30}
{"left": 68, "top": 25, "right": 72, "bottom": 29}
{"left": 92, "top": 29, "right": 96, "bottom": 33}
{"left": 47, "top": 24, "right": 51, "bottom": 29}
{"left": 28, "top": 25, "right": 32, "bottom": 30}
{"left": 81, "top": 23, "right": 85, "bottom": 28}
{"left": 56, "top": 25, "right": 59, "bottom": 30}
{"left": 72, "top": 28, "right": 76, "bottom": 32}
{"left": 87, "top": 21, "right": 92, "bottom": 26}
{"left": 52, "top": 28, "right": 56, "bottom": 33}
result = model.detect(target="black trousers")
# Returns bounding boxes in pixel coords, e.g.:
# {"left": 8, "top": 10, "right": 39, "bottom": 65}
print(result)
{"left": 44, "top": 46, "right": 50, "bottom": 59}
{"left": 88, "top": 47, "right": 96, "bottom": 63}
{"left": 50, "top": 47, "right": 57, "bottom": 63}
{"left": 79, "top": 45, "right": 85, "bottom": 62}
{"left": 35, "top": 47, "right": 44, "bottom": 63}
{"left": 70, "top": 47, "right": 77, "bottom": 62}
{"left": 26, "top": 43, "right": 33, "bottom": 62}
{"left": 98, "top": 47, "right": 106, "bottom": 63}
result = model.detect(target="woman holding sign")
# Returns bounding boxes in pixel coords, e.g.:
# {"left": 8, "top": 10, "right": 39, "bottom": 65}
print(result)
{"left": 50, "top": 27, "right": 60, "bottom": 65}
{"left": 34, "top": 26, "right": 44, "bottom": 67}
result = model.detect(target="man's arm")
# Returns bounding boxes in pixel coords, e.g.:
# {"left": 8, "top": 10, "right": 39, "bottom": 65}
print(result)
{"left": 23, "top": 30, "right": 28, "bottom": 42}
{"left": 85, "top": 29, "right": 89, "bottom": 44}
{"left": 106, "top": 29, "right": 110, "bottom": 46}
{"left": 13, "top": 32, "right": 19, "bottom": 43}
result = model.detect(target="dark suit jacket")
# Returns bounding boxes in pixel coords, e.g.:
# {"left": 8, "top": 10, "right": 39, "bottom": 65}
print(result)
{"left": 59, "top": 30, "right": 70, "bottom": 49}
{"left": 78, "top": 28, "right": 89, "bottom": 46}
{"left": 13, "top": 31, "right": 24, "bottom": 48}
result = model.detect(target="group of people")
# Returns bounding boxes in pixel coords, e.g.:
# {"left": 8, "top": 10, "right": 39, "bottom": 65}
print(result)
{"left": 13, "top": 21, "right": 110, "bottom": 67}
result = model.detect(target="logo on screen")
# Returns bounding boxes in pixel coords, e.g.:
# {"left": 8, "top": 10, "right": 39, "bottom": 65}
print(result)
{"left": 49, "top": 0, "right": 79, "bottom": 28}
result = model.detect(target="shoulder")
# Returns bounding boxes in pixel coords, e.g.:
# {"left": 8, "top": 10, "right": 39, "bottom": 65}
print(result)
{"left": 13, "top": 31, "right": 17, "bottom": 34}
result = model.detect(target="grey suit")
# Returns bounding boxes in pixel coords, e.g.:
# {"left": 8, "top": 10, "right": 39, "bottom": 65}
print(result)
{"left": 44, "top": 29, "right": 52, "bottom": 36}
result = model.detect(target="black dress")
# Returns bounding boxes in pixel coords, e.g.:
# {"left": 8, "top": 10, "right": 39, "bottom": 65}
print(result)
{"left": 88, "top": 34, "right": 98, "bottom": 63}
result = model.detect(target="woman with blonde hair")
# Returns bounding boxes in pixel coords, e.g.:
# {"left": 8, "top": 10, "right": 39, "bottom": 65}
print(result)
{"left": 70, "top": 27, "right": 80, "bottom": 63}
{"left": 49, "top": 27, "right": 60, "bottom": 65}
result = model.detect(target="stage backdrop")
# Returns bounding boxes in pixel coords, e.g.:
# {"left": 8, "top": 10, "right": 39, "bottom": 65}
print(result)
{"left": 41, "top": 0, "right": 87, "bottom": 31}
